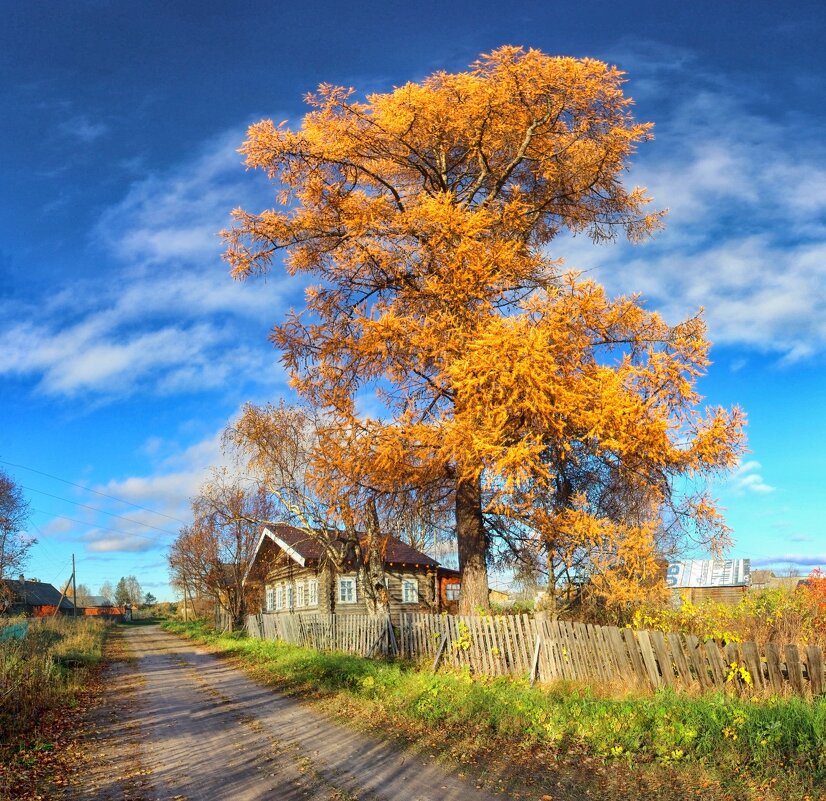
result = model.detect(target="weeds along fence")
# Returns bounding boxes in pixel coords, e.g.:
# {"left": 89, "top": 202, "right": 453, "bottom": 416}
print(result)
{"left": 246, "top": 611, "right": 825, "bottom": 697}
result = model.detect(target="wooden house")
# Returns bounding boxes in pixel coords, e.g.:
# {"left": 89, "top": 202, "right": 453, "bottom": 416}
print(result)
{"left": 244, "top": 523, "right": 457, "bottom": 620}
{"left": 438, "top": 567, "right": 461, "bottom": 614}
{"left": 0, "top": 575, "right": 75, "bottom": 616}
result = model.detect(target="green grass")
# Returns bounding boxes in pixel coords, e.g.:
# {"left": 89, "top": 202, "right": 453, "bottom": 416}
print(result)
{"left": 162, "top": 619, "right": 826, "bottom": 799}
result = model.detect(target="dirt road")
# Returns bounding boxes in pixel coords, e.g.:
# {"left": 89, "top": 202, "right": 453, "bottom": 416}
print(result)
{"left": 67, "top": 624, "right": 500, "bottom": 801}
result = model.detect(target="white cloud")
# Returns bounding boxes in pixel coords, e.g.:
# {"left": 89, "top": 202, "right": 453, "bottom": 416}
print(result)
{"left": 58, "top": 116, "right": 109, "bottom": 143}
{"left": 84, "top": 531, "right": 159, "bottom": 553}
{"left": 0, "top": 129, "right": 290, "bottom": 400}
{"left": 556, "top": 61, "right": 826, "bottom": 361}
{"left": 729, "top": 460, "right": 776, "bottom": 495}
{"left": 751, "top": 554, "right": 826, "bottom": 571}
{"left": 0, "top": 315, "right": 280, "bottom": 398}
{"left": 41, "top": 517, "right": 75, "bottom": 535}
{"left": 34, "top": 427, "right": 228, "bottom": 556}
{"left": 95, "top": 425, "right": 228, "bottom": 518}
{"left": 94, "top": 128, "right": 264, "bottom": 266}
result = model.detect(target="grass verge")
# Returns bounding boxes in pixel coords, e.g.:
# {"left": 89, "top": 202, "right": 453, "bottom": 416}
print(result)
{"left": 162, "top": 618, "right": 826, "bottom": 801}
{"left": 0, "top": 616, "right": 109, "bottom": 801}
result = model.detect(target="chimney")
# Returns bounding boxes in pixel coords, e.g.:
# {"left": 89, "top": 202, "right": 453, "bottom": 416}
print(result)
{"left": 19, "top": 574, "right": 24, "bottom": 584}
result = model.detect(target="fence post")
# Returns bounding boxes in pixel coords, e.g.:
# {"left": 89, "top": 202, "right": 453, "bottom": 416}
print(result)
{"left": 530, "top": 633, "right": 542, "bottom": 685}
{"left": 431, "top": 633, "right": 448, "bottom": 673}
{"left": 386, "top": 614, "right": 398, "bottom": 657}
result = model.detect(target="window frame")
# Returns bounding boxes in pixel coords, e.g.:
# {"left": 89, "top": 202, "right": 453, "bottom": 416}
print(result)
{"left": 308, "top": 578, "right": 318, "bottom": 607}
{"left": 445, "top": 583, "right": 461, "bottom": 602}
{"left": 337, "top": 576, "right": 357, "bottom": 604}
{"left": 401, "top": 577, "right": 419, "bottom": 604}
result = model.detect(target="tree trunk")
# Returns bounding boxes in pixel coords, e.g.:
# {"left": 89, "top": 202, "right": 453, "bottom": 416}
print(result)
{"left": 455, "top": 472, "right": 490, "bottom": 613}
{"left": 545, "top": 545, "right": 557, "bottom": 619}
{"left": 319, "top": 559, "right": 335, "bottom": 614}
{"left": 231, "top": 588, "right": 246, "bottom": 630}
{"left": 364, "top": 498, "right": 391, "bottom": 616}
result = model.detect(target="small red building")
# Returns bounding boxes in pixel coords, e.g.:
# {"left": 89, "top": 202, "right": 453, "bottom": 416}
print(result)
{"left": 0, "top": 575, "right": 75, "bottom": 616}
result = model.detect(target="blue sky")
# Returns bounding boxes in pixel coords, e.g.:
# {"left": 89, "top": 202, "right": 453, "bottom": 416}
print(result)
{"left": 2, "top": 1, "right": 824, "bottom": 601}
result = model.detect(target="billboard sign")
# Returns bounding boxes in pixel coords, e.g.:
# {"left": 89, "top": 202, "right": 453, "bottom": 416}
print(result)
{"left": 665, "top": 559, "right": 750, "bottom": 589}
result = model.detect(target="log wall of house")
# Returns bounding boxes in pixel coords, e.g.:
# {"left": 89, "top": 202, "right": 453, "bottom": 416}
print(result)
{"left": 261, "top": 560, "right": 438, "bottom": 617}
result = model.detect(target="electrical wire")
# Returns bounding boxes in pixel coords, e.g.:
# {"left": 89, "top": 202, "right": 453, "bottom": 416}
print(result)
{"left": 0, "top": 458, "right": 189, "bottom": 525}
{"left": 30, "top": 507, "right": 168, "bottom": 544}
{"left": 22, "top": 485, "right": 179, "bottom": 536}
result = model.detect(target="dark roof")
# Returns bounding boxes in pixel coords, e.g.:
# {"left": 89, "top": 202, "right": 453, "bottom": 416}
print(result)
{"left": 2, "top": 579, "right": 75, "bottom": 609}
{"left": 437, "top": 566, "right": 461, "bottom": 579}
{"left": 263, "top": 523, "right": 440, "bottom": 568}
{"left": 82, "top": 596, "right": 113, "bottom": 607}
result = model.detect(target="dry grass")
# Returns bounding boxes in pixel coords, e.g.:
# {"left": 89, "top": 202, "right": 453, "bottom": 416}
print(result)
{"left": 0, "top": 616, "right": 107, "bottom": 738}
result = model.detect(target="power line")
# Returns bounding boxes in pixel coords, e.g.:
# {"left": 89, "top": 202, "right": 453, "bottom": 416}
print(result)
{"left": 30, "top": 507, "right": 168, "bottom": 545}
{"left": 22, "top": 485, "right": 179, "bottom": 536}
{"left": 0, "top": 458, "right": 190, "bottom": 525}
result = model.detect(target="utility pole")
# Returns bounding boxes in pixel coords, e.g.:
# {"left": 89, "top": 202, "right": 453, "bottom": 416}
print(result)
{"left": 72, "top": 553, "right": 77, "bottom": 617}
{"left": 52, "top": 575, "right": 73, "bottom": 618}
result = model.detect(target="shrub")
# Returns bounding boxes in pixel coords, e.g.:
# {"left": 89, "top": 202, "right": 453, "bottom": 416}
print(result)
{"left": 630, "top": 582, "right": 825, "bottom": 647}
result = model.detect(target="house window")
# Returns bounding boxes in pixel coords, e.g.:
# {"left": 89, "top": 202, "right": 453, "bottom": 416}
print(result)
{"left": 286, "top": 582, "right": 294, "bottom": 610}
{"left": 402, "top": 578, "right": 419, "bottom": 604}
{"left": 338, "top": 576, "right": 357, "bottom": 604}
{"left": 265, "top": 586, "right": 276, "bottom": 612}
{"left": 275, "top": 584, "right": 284, "bottom": 611}
{"left": 445, "top": 583, "right": 460, "bottom": 602}
{"left": 308, "top": 578, "right": 318, "bottom": 607}
{"left": 296, "top": 581, "right": 306, "bottom": 608}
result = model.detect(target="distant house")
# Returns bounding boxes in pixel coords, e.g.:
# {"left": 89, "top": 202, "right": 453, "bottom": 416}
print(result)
{"left": 489, "top": 587, "right": 513, "bottom": 605}
{"left": 244, "top": 523, "right": 457, "bottom": 620}
{"left": 749, "top": 570, "right": 807, "bottom": 593}
{"left": 77, "top": 595, "right": 128, "bottom": 618}
{"left": 82, "top": 595, "right": 114, "bottom": 608}
{"left": 666, "top": 559, "right": 751, "bottom": 605}
{"left": 0, "top": 575, "right": 75, "bottom": 616}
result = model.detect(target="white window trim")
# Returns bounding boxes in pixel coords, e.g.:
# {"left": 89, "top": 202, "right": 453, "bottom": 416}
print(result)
{"left": 402, "top": 578, "right": 419, "bottom": 604}
{"left": 275, "top": 584, "right": 284, "bottom": 611}
{"left": 308, "top": 578, "right": 318, "bottom": 607}
{"left": 296, "top": 581, "right": 306, "bottom": 608}
{"left": 337, "top": 576, "right": 357, "bottom": 604}
{"left": 265, "top": 585, "right": 276, "bottom": 612}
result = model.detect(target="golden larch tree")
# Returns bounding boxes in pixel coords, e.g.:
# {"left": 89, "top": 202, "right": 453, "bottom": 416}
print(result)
{"left": 223, "top": 46, "right": 744, "bottom": 613}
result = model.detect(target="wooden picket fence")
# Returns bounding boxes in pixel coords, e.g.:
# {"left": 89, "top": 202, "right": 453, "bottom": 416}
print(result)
{"left": 248, "top": 612, "right": 397, "bottom": 658}
{"left": 247, "top": 611, "right": 825, "bottom": 697}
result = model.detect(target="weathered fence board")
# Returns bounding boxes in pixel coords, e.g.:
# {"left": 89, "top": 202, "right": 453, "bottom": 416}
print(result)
{"left": 247, "top": 611, "right": 824, "bottom": 698}
{"left": 807, "top": 645, "right": 824, "bottom": 695}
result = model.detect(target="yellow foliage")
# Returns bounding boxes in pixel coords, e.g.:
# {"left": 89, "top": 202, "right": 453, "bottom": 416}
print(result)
{"left": 223, "top": 46, "right": 745, "bottom": 612}
{"left": 631, "top": 586, "right": 825, "bottom": 646}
